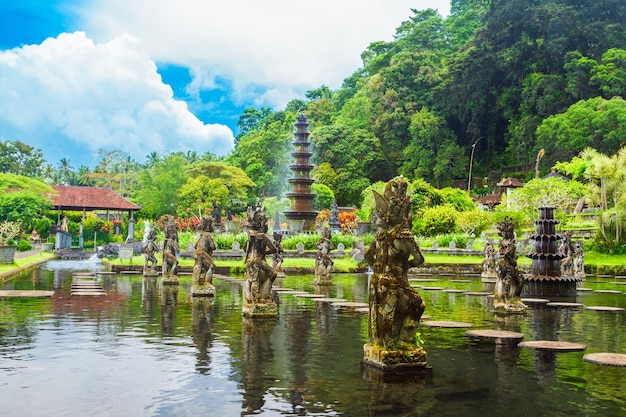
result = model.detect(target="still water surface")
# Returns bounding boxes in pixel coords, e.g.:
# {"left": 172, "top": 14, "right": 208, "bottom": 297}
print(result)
{"left": 1, "top": 260, "right": 626, "bottom": 416}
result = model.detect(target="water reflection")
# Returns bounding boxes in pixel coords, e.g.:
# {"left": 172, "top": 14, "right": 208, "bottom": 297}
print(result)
{"left": 241, "top": 316, "right": 277, "bottom": 414}
{"left": 160, "top": 284, "right": 178, "bottom": 337}
{"left": 1, "top": 265, "right": 626, "bottom": 416}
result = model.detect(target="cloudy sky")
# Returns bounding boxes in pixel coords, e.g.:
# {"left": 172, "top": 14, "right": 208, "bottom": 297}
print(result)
{"left": 0, "top": 1, "right": 451, "bottom": 167}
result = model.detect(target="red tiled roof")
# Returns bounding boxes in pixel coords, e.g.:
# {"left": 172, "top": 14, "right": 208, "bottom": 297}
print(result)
{"left": 49, "top": 186, "right": 141, "bottom": 211}
{"left": 480, "top": 192, "right": 502, "bottom": 205}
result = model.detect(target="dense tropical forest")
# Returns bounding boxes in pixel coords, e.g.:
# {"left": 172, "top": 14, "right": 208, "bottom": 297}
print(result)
{"left": 1, "top": 0, "right": 626, "bottom": 253}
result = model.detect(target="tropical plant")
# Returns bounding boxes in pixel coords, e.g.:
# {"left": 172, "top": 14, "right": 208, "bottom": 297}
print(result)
{"left": 0, "top": 220, "right": 21, "bottom": 246}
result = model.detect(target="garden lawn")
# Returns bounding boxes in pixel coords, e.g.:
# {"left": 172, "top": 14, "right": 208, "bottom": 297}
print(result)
{"left": 0, "top": 252, "right": 56, "bottom": 281}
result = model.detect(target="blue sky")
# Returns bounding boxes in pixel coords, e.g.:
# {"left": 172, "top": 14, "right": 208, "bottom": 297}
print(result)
{"left": 0, "top": 1, "right": 450, "bottom": 168}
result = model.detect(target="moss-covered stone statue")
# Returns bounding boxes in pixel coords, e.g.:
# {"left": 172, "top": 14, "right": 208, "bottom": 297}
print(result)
{"left": 494, "top": 216, "right": 526, "bottom": 312}
{"left": 243, "top": 206, "right": 278, "bottom": 317}
{"left": 314, "top": 227, "right": 334, "bottom": 285}
{"left": 363, "top": 176, "right": 427, "bottom": 371}
{"left": 161, "top": 219, "right": 179, "bottom": 284}
{"left": 191, "top": 216, "right": 217, "bottom": 297}
{"left": 142, "top": 228, "right": 159, "bottom": 276}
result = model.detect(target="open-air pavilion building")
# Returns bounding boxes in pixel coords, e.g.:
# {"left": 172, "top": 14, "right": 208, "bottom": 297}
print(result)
{"left": 49, "top": 185, "right": 141, "bottom": 248}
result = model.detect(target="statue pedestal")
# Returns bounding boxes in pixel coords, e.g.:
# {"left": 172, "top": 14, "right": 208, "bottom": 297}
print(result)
{"left": 493, "top": 297, "right": 527, "bottom": 313}
{"left": 363, "top": 343, "right": 427, "bottom": 371}
{"left": 162, "top": 275, "right": 179, "bottom": 285}
{"left": 192, "top": 283, "right": 215, "bottom": 297}
{"left": 242, "top": 301, "right": 278, "bottom": 317}
{"left": 143, "top": 269, "right": 159, "bottom": 277}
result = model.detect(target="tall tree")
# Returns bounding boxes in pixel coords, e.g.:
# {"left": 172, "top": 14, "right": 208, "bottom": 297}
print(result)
{"left": 0, "top": 140, "right": 46, "bottom": 177}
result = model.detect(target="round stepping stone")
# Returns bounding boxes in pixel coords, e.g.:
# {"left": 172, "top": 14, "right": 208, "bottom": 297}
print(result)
{"left": 271, "top": 288, "right": 295, "bottom": 292}
{"left": 546, "top": 302, "right": 584, "bottom": 307}
{"left": 449, "top": 279, "right": 470, "bottom": 283}
{"left": 609, "top": 282, "right": 626, "bottom": 285}
{"left": 466, "top": 292, "right": 491, "bottom": 296}
{"left": 465, "top": 329, "right": 524, "bottom": 340}
{"left": 419, "top": 286, "right": 445, "bottom": 291}
{"left": 355, "top": 308, "right": 369, "bottom": 313}
{"left": 334, "top": 301, "right": 369, "bottom": 308}
{"left": 576, "top": 288, "right": 593, "bottom": 291}
{"left": 421, "top": 320, "right": 473, "bottom": 328}
{"left": 313, "top": 298, "right": 346, "bottom": 303}
{"left": 518, "top": 340, "right": 586, "bottom": 352}
{"left": 421, "top": 315, "right": 432, "bottom": 320}
{"left": 521, "top": 298, "right": 550, "bottom": 303}
{"left": 583, "top": 352, "right": 626, "bottom": 366}
{"left": 584, "top": 306, "right": 625, "bottom": 312}
{"left": 443, "top": 289, "right": 468, "bottom": 293}
{"left": 594, "top": 290, "right": 622, "bottom": 294}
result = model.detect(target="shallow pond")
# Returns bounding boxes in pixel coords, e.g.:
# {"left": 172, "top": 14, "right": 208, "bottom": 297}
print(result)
{"left": 1, "top": 260, "right": 626, "bottom": 416}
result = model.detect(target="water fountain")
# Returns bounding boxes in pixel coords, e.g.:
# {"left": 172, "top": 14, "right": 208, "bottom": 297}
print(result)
{"left": 523, "top": 206, "right": 581, "bottom": 296}
{"left": 284, "top": 113, "right": 318, "bottom": 232}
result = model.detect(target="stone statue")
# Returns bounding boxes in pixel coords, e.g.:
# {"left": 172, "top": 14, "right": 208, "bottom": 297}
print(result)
{"left": 494, "top": 217, "right": 526, "bottom": 312}
{"left": 271, "top": 232, "right": 284, "bottom": 272}
{"left": 243, "top": 205, "right": 278, "bottom": 317}
{"left": 142, "top": 228, "right": 159, "bottom": 276}
{"left": 161, "top": 219, "right": 179, "bottom": 283}
{"left": 574, "top": 240, "right": 585, "bottom": 279}
{"left": 363, "top": 176, "right": 427, "bottom": 371}
{"left": 314, "top": 227, "right": 334, "bottom": 285}
{"left": 212, "top": 201, "right": 222, "bottom": 228}
{"left": 559, "top": 232, "right": 575, "bottom": 276}
{"left": 481, "top": 237, "right": 497, "bottom": 279}
{"left": 192, "top": 216, "right": 217, "bottom": 296}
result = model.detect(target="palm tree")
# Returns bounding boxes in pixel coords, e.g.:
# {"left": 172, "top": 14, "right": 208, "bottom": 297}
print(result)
{"left": 57, "top": 158, "right": 74, "bottom": 185}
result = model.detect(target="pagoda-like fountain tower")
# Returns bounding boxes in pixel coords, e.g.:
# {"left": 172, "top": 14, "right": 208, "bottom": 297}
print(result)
{"left": 284, "top": 113, "right": 318, "bottom": 231}
{"left": 523, "top": 206, "right": 581, "bottom": 296}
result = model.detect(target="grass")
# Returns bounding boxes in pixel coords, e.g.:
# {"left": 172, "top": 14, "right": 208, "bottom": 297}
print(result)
{"left": 0, "top": 252, "right": 56, "bottom": 280}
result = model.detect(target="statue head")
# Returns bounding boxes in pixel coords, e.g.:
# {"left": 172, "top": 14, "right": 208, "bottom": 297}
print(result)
{"left": 247, "top": 205, "right": 268, "bottom": 233}
{"left": 199, "top": 215, "right": 215, "bottom": 233}
{"left": 372, "top": 176, "right": 412, "bottom": 229}
{"left": 273, "top": 231, "right": 282, "bottom": 243}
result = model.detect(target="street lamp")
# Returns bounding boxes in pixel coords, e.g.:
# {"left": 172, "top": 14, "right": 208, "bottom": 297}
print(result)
{"left": 467, "top": 137, "right": 483, "bottom": 195}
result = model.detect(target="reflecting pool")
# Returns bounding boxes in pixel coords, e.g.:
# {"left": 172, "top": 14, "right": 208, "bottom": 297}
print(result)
{"left": 1, "top": 260, "right": 626, "bottom": 416}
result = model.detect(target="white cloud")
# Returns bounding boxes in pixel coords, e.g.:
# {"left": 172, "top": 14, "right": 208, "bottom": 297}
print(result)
{"left": 78, "top": 0, "right": 451, "bottom": 109}
{"left": 0, "top": 31, "right": 235, "bottom": 165}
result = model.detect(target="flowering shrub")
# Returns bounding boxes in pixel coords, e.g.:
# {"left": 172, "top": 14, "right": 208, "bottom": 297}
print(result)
{"left": 339, "top": 211, "right": 357, "bottom": 233}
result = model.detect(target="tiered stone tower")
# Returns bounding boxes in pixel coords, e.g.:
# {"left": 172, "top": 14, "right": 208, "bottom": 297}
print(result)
{"left": 523, "top": 207, "right": 580, "bottom": 296}
{"left": 284, "top": 114, "right": 318, "bottom": 231}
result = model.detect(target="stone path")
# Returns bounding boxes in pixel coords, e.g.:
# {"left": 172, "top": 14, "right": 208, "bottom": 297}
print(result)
{"left": 71, "top": 273, "right": 105, "bottom": 296}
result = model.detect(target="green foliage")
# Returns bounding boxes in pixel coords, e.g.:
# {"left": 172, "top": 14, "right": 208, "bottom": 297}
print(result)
{"left": 32, "top": 217, "right": 53, "bottom": 239}
{"left": 214, "top": 233, "right": 248, "bottom": 250}
{"left": 311, "top": 183, "right": 334, "bottom": 211}
{"left": 135, "top": 153, "right": 189, "bottom": 218}
{"left": 491, "top": 211, "right": 529, "bottom": 235}
{"left": 504, "top": 177, "right": 586, "bottom": 225}
{"left": 457, "top": 209, "right": 492, "bottom": 237}
{"left": 410, "top": 178, "right": 443, "bottom": 212}
{"left": 0, "top": 189, "right": 53, "bottom": 228}
{"left": 593, "top": 211, "right": 626, "bottom": 254}
{"left": 416, "top": 205, "right": 459, "bottom": 236}
{"left": 0, "top": 140, "right": 45, "bottom": 177}
{"left": 536, "top": 96, "right": 626, "bottom": 168}
{"left": 17, "top": 240, "right": 32, "bottom": 252}
{"left": 438, "top": 187, "right": 475, "bottom": 211}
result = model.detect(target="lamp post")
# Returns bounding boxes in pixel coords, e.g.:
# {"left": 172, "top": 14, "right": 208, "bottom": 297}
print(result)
{"left": 467, "top": 137, "right": 483, "bottom": 195}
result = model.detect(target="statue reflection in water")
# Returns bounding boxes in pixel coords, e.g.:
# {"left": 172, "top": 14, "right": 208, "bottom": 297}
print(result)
{"left": 192, "top": 297, "right": 215, "bottom": 374}
{"left": 160, "top": 284, "right": 178, "bottom": 337}
{"left": 241, "top": 317, "right": 278, "bottom": 414}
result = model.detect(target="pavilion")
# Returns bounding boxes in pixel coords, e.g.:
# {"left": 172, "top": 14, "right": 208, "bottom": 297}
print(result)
{"left": 49, "top": 185, "right": 141, "bottom": 247}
